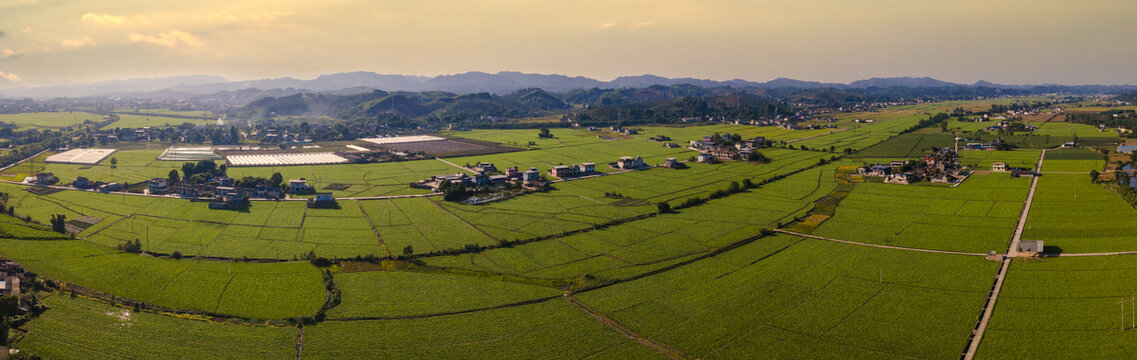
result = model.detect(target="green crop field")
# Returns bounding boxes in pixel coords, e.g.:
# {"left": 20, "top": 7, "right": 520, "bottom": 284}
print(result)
{"left": 108, "top": 113, "right": 217, "bottom": 128}
{"left": 813, "top": 174, "right": 1031, "bottom": 253}
{"left": 0, "top": 111, "right": 106, "bottom": 130}
{"left": 305, "top": 300, "right": 637, "bottom": 359}
{"left": 327, "top": 270, "right": 561, "bottom": 319}
{"left": 979, "top": 256, "right": 1137, "bottom": 360}
{"left": 0, "top": 237, "right": 324, "bottom": 319}
{"left": 16, "top": 295, "right": 298, "bottom": 359}
{"left": 577, "top": 235, "right": 998, "bottom": 359}
{"left": 423, "top": 163, "right": 843, "bottom": 279}
{"left": 959, "top": 149, "right": 1041, "bottom": 170}
{"left": 5, "top": 107, "right": 1137, "bottom": 359}
{"left": 850, "top": 133, "right": 956, "bottom": 158}
{"left": 1023, "top": 174, "right": 1137, "bottom": 253}
{"left": 1042, "top": 148, "right": 1105, "bottom": 172}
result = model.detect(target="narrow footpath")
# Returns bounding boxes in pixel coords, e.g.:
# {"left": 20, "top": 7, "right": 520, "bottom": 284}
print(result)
{"left": 771, "top": 229, "right": 987, "bottom": 256}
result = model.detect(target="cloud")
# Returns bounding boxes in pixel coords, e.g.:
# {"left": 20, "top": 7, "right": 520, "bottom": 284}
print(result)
{"left": 61, "top": 36, "right": 96, "bottom": 48}
{"left": 82, "top": 12, "right": 125, "bottom": 25}
{"left": 127, "top": 30, "right": 203, "bottom": 48}
{"left": 0, "top": 31, "right": 5, "bottom": 38}
{"left": 1, "top": 49, "right": 14, "bottom": 58}
{"left": 0, "top": 71, "right": 19, "bottom": 83}
{"left": 20, "top": 27, "right": 31, "bottom": 35}
{"left": 601, "top": 22, "right": 616, "bottom": 28}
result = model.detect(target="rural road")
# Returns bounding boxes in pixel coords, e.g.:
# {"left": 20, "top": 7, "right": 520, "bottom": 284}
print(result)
{"left": 1007, "top": 149, "right": 1046, "bottom": 257}
{"left": 771, "top": 229, "right": 988, "bottom": 256}
{"left": 963, "top": 149, "right": 1046, "bottom": 360}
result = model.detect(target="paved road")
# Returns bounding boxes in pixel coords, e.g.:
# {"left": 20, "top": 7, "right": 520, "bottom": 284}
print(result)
{"left": 963, "top": 149, "right": 1046, "bottom": 360}
{"left": 963, "top": 257, "right": 1011, "bottom": 360}
{"left": 771, "top": 229, "right": 988, "bottom": 256}
{"left": 1007, "top": 149, "right": 1046, "bottom": 257}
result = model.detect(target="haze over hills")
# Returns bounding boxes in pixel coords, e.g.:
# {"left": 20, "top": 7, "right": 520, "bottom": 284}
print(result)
{"left": 2, "top": 71, "right": 1137, "bottom": 100}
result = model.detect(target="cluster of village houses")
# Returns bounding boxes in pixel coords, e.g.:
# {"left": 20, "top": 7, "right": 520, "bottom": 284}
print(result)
{"left": 856, "top": 149, "right": 966, "bottom": 184}
{"left": 27, "top": 172, "right": 335, "bottom": 210}
{"left": 413, "top": 156, "right": 654, "bottom": 193}
{"left": 687, "top": 134, "right": 768, "bottom": 163}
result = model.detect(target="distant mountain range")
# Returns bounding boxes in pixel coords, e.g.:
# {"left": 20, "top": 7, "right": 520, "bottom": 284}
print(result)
{"left": 3, "top": 72, "right": 1137, "bottom": 99}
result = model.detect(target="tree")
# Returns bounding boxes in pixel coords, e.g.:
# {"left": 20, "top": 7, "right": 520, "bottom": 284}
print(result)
{"left": 402, "top": 245, "right": 414, "bottom": 257}
{"left": 728, "top": 181, "right": 740, "bottom": 193}
{"left": 538, "top": 128, "right": 553, "bottom": 138}
{"left": 270, "top": 172, "right": 284, "bottom": 189}
{"left": 50, "top": 214, "right": 67, "bottom": 234}
{"left": 656, "top": 202, "right": 672, "bottom": 214}
{"left": 168, "top": 169, "right": 180, "bottom": 184}
{"left": 110, "top": 157, "right": 118, "bottom": 168}
{"left": 747, "top": 151, "right": 770, "bottom": 163}
{"left": 1089, "top": 169, "right": 1100, "bottom": 183}
{"left": 742, "top": 178, "right": 754, "bottom": 189}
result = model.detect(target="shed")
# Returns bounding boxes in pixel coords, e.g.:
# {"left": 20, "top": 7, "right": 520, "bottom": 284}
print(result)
{"left": 1018, "top": 240, "right": 1044, "bottom": 253}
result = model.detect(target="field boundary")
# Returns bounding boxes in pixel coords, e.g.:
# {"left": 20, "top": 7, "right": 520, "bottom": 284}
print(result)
{"left": 564, "top": 295, "right": 687, "bottom": 360}
{"left": 772, "top": 229, "right": 988, "bottom": 256}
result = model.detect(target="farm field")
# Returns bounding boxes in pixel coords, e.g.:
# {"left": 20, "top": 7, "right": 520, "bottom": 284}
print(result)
{"left": 813, "top": 174, "right": 1031, "bottom": 253}
{"left": 1041, "top": 148, "right": 1105, "bottom": 172}
{"left": 304, "top": 300, "right": 637, "bottom": 359}
{"left": 0, "top": 111, "right": 105, "bottom": 129}
{"left": 958, "top": 149, "right": 1041, "bottom": 170}
{"left": 978, "top": 256, "right": 1137, "bottom": 360}
{"left": 9, "top": 104, "right": 1137, "bottom": 359}
{"left": 0, "top": 237, "right": 324, "bottom": 319}
{"left": 576, "top": 235, "right": 998, "bottom": 359}
{"left": 1023, "top": 174, "right": 1137, "bottom": 253}
{"left": 109, "top": 113, "right": 216, "bottom": 128}
{"left": 423, "top": 163, "right": 843, "bottom": 279}
{"left": 16, "top": 295, "right": 298, "bottom": 359}
{"left": 849, "top": 133, "right": 956, "bottom": 158}
{"left": 326, "top": 270, "right": 561, "bottom": 319}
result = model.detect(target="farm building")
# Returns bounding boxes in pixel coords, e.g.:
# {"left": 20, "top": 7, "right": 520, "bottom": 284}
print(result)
{"left": 209, "top": 192, "right": 246, "bottom": 210}
{"left": 473, "top": 162, "right": 497, "bottom": 173}
{"left": 615, "top": 156, "right": 646, "bottom": 170}
{"left": 34, "top": 172, "right": 59, "bottom": 185}
{"left": 157, "top": 147, "right": 222, "bottom": 161}
{"left": 98, "top": 182, "right": 121, "bottom": 192}
{"left": 289, "top": 179, "right": 311, "bottom": 193}
{"left": 696, "top": 153, "right": 713, "bottom": 163}
{"left": 522, "top": 168, "right": 541, "bottom": 182}
{"left": 1018, "top": 240, "right": 1044, "bottom": 253}
{"left": 992, "top": 162, "right": 1007, "bottom": 172}
{"left": 549, "top": 165, "right": 574, "bottom": 178}
{"left": 147, "top": 178, "right": 171, "bottom": 194}
{"left": 1010, "top": 168, "right": 1038, "bottom": 178}
{"left": 307, "top": 193, "right": 336, "bottom": 209}
{"left": 72, "top": 176, "right": 92, "bottom": 189}
{"left": 662, "top": 158, "right": 680, "bottom": 168}
{"left": 44, "top": 148, "right": 117, "bottom": 165}
{"left": 577, "top": 163, "right": 596, "bottom": 174}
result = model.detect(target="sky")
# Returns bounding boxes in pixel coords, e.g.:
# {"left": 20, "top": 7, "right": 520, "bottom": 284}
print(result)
{"left": 1, "top": 0, "right": 1136, "bottom": 88}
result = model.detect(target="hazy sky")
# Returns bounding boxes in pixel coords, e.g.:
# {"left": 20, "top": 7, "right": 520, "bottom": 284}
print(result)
{"left": 1, "top": 0, "right": 1136, "bottom": 87}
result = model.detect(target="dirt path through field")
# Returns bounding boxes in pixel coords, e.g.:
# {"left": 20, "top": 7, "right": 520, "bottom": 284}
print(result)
{"left": 771, "top": 229, "right": 988, "bottom": 256}
{"left": 564, "top": 295, "right": 688, "bottom": 360}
